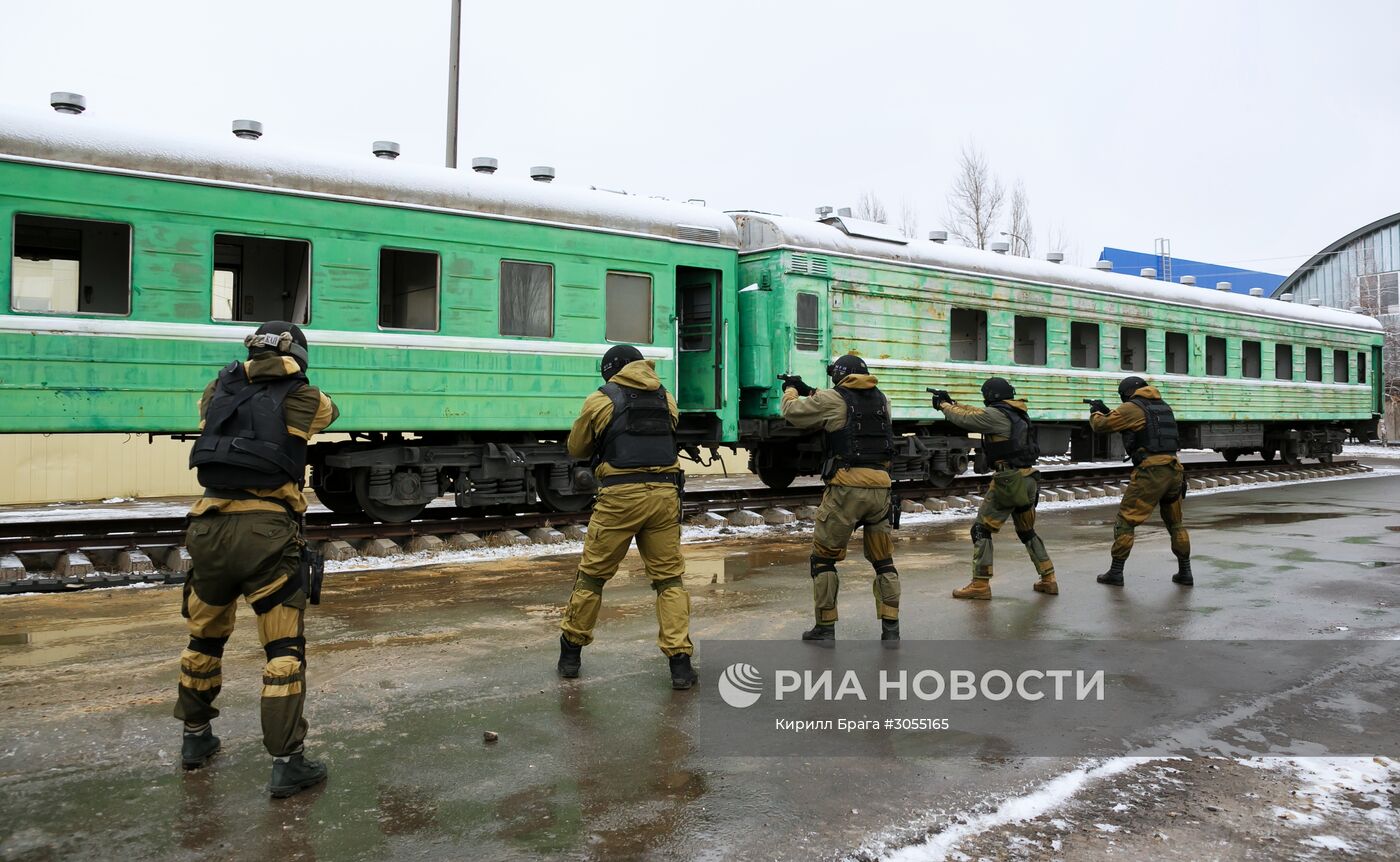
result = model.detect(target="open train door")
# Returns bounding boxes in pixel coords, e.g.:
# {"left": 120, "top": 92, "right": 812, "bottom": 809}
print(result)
{"left": 675, "top": 266, "right": 722, "bottom": 410}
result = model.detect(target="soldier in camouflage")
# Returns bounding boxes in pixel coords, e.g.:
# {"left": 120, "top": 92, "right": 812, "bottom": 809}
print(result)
{"left": 779, "top": 354, "right": 900, "bottom": 641}
{"left": 931, "top": 378, "right": 1057, "bottom": 600}
{"left": 1087, "top": 376, "right": 1193, "bottom": 587}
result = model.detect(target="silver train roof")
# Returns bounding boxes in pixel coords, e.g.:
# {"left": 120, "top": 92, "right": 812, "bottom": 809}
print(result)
{"left": 0, "top": 105, "right": 738, "bottom": 247}
{"left": 732, "top": 212, "right": 1382, "bottom": 334}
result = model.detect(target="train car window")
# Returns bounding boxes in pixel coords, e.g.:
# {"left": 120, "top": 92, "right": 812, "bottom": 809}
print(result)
{"left": 1358, "top": 352, "right": 1367, "bottom": 384}
{"left": 1120, "top": 327, "right": 1147, "bottom": 371}
{"left": 1070, "top": 322, "right": 1099, "bottom": 369}
{"left": 1205, "top": 336, "right": 1227, "bottom": 377}
{"left": 1333, "top": 349, "right": 1348, "bottom": 383}
{"left": 1305, "top": 347, "right": 1322, "bottom": 381}
{"left": 1164, "top": 331, "right": 1189, "bottom": 374}
{"left": 678, "top": 279, "right": 713, "bottom": 351}
{"left": 499, "top": 261, "right": 553, "bottom": 337}
{"left": 1275, "top": 344, "right": 1293, "bottom": 380}
{"left": 605, "top": 272, "right": 653, "bottom": 344}
{"left": 949, "top": 308, "right": 987, "bottom": 361}
{"left": 11, "top": 214, "right": 130, "bottom": 315}
{"left": 212, "top": 234, "right": 310, "bottom": 323}
{"left": 794, "top": 292, "right": 819, "bottom": 352}
{"left": 1241, "top": 340, "right": 1262, "bottom": 378}
{"left": 1013, "top": 316, "right": 1047, "bottom": 365}
{"left": 379, "top": 248, "right": 440, "bottom": 331}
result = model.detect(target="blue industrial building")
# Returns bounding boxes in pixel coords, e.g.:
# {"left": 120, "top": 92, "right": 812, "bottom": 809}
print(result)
{"left": 1098, "top": 247, "right": 1285, "bottom": 295}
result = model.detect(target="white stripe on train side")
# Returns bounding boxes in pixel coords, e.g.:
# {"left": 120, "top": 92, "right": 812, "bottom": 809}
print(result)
{"left": 0, "top": 315, "right": 675, "bottom": 361}
{"left": 864, "top": 357, "right": 1370, "bottom": 392}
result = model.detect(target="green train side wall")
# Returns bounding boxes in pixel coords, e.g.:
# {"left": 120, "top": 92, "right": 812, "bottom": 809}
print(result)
{"left": 0, "top": 161, "right": 738, "bottom": 440}
{"left": 737, "top": 249, "right": 1382, "bottom": 425}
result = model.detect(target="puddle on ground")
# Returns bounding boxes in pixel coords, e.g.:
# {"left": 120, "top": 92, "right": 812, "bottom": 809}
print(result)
{"left": 1198, "top": 511, "right": 1350, "bottom": 528}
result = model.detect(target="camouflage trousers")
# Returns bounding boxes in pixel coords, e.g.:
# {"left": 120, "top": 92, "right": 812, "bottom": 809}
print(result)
{"left": 174, "top": 511, "right": 309, "bottom": 758}
{"left": 810, "top": 484, "right": 899, "bottom": 624}
{"left": 1113, "top": 461, "right": 1190, "bottom": 562}
{"left": 971, "top": 468, "right": 1055, "bottom": 581}
{"left": 561, "top": 482, "right": 693, "bottom": 657}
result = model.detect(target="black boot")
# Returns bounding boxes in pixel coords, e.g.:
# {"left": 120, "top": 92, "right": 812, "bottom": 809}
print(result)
{"left": 881, "top": 619, "right": 900, "bottom": 641}
{"left": 180, "top": 725, "right": 220, "bottom": 770}
{"left": 1172, "top": 558, "right": 1194, "bottom": 586}
{"left": 268, "top": 752, "right": 328, "bottom": 798}
{"left": 557, "top": 634, "right": 582, "bottom": 679}
{"left": 668, "top": 653, "right": 698, "bottom": 690}
{"left": 801, "top": 623, "right": 836, "bottom": 642}
{"left": 1096, "top": 558, "right": 1125, "bottom": 586}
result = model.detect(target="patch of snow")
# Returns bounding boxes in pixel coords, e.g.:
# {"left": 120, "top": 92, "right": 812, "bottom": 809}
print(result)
{"left": 878, "top": 757, "right": 1162, "bottom": 862}
{"left": 1110, "top": 802, "right": 1132, "bottom": 812}
{"left": 1244, "top": 757, "right": 1400, "bottom": 834}
{"left": 1343, "top": 444, "right": 1400, "bottom": 460}
{"left": 1304, "top": 834, "right": 1354, "bottom": 852}
{"left": 1093, "top": 823, "right": 1121, "bottom": 833}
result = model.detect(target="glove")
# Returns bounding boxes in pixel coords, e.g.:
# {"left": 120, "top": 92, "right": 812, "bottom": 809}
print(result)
{"left": 779, "top": 376, "right": 815, "bottom": 397}
{"left": 1087, "top": 398, "right": 1110, "bottom": 415}
{"left": 928, "top": 389, "right": 954, "bottom": 409}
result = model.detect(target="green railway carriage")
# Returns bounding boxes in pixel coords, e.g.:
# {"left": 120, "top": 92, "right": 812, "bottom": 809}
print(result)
{"left": 0, "top": 107, "right": 738, "bottom": 521}
{"left": 731, "top": 212, "right": 1384, "bottom": 487}
{"left": 0, "top": 106, "right": 1384, "bottom": 520}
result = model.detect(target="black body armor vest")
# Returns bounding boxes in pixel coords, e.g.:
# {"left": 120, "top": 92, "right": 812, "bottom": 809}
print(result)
{"left": 595, "top": 382, "right": 677, "bottom": 469}
{"left": 823, "top": 387, "right": 894, "bottom": 474}
{"left": 189, "top": 362, "right": 308, "bottom": 490}
{"left": 1121, "top": 396, "right": 1180, "bottom": 466}
{"left": 981, "top": 403, "right": 1040, "bottom": 469}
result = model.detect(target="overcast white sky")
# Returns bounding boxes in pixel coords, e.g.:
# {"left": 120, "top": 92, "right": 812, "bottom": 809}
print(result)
{"left": 3, "top": 0, "right": 1397, "bottom": 273}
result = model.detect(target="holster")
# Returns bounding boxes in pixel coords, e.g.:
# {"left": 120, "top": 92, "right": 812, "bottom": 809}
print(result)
{"left": 888, "top": 491, "right": 902, "bottom": 530}
{"left": 300, "top": 546, "right": 324, "bottom": 605}
{"left": 820, "top": 456, "right": 839, "bottom": 483}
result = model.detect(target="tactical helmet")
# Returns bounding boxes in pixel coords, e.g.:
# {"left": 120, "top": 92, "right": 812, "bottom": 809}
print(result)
{"left": 1118, "top": 375, "right": 1149, "bottom": 402}
{"left": 601, "top": 344, "right": 645, "bottom": 382}
{"left": 827, "top": 353, "right": 868, "bottom": 384}
{"left": 245, "top": 321, "right": 309, "bottom": 371}
{"left": 981, "top": 377, "right": 1015, "bottom": 405}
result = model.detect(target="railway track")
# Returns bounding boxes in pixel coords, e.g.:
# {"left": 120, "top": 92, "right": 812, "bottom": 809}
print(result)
{"left": 0, "top": 460, "right": 1371, "bottom": 595}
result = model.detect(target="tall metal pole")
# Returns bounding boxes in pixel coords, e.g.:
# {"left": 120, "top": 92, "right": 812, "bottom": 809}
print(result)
{"left": 445, "top": 0, "right": 462, "bottom": 168}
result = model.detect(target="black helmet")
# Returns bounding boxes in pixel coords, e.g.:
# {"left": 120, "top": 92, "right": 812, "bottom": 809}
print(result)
{"left": 601, "top": 344, "right": 645, "bottom": 382}
{"left": 827, "top": 353, "right": 868, "bottom": 384}
{"left": 245, "top": 321, "right": 309, "bottom": 370}
{"left": 981, "top": 377, "right": 1015, "bottom": 404}
{"left": 1118, "top": 375, "right": 1149, "bottom": 402}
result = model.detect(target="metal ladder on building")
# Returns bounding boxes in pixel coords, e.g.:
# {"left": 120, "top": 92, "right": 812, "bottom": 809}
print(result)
{"left": 1154, "top": 237, "right": 1172, "bottom": 283}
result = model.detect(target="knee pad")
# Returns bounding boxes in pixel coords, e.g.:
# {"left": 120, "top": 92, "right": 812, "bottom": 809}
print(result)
{"left": 187, "top": 634, "right": 229, "bottom": 659}
{"left": 810, "top": 555, "right": 838, "bottom": 578}
{"left": 651, "top": 576, "right": 683, "bottom": 592}
{"left": 870, "top": 556, "right": 897, "bottom": 575}
{"left": 575, "top": 573, "right": 607, "bottom": 593}
{"left": 263, "top": 636, "right": 306, "bottom": 662}
{"left": 970, "top": 523, "right": 993, "bottom": 543}
{"left": 1016, "top": 528, "right": 1037, "bottom": 544}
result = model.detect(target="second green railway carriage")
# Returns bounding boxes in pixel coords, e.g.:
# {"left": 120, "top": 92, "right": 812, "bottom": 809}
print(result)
{"left": 732, "top": 212, "right": 1384, "bottom": 487}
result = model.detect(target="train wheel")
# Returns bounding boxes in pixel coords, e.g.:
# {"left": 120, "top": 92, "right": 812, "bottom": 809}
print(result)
{"left": 1222, "top": 449, "right": 1240, "bottom": 463}
{"left": 353, "top": 467, "right": 428, "bottom": 523}
{"left": 756, "top": 463, "right": 797, "bottom": 490}
{"left": 1280, "top": 446, "right": 1302, "bottom": 466}
{"left": 310, "top": 465, "right": 363, "bottom": 517}
{"left": 1259, "top": 449, "right": 1277, "bottom": 464}
{"left": 1318, "top": 453, "right": 1334, "bottom": 465}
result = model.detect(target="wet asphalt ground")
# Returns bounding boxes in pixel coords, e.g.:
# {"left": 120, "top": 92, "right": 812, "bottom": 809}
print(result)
{"left": 0, "top": 468, "right": 1397, "bottom": 861}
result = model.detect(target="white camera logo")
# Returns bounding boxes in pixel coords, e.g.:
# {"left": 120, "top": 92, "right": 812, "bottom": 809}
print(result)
{"left": 718, "top": 663, "right": 763, "bottom": 708}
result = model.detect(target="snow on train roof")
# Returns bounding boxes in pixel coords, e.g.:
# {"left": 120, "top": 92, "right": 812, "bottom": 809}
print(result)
{"left": 0, "top": 105, "right": 737, "bottom": 247}
{"left": 732, "top": 212, "right": 1382, "bottom": 333}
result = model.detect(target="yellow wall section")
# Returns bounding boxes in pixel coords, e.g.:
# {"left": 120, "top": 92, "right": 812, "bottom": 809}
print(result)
{"left": 0, "top": 435, "right": 750, "bottom": 505}
{"left": 1, "top": 434, "right": 201, "bottom": 504}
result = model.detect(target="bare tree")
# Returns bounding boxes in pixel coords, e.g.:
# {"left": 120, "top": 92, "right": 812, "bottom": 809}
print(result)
{"left": 898, "top": 198, "right": 920, "bottom": 238}
{"left": 855, "top": 190, "right": 888, "bottom": 224}
{"left": 943, "top": 142, "right": 1004, "bottom": 249}
{"left": 1044, "top": 221, "right": 1082, "bottom": 266}
{"left": 1005, "top": 180, "right": 1034, "bottom": 256}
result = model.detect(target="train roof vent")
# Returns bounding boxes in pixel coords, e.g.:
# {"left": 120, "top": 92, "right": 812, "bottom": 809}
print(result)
{"left": 372, "top": 140, "right": 400, "bottom": 160}
{"left": 232, "top": 119, "right": 263, "bottom": 140}
{"left": 788, "top": 252, "right": 831, "bottom": 277}
{"left": 819, "top": 215, "right": 908, "bottom": 244}
{"left": 991, "top": 241, "right": 1010, "bottom": 254}
{"left": 1308, "top": 297, "right": 1322, "bottom": 306}
{"left": 1215, "top": 281, "right": 1233, "bottom": 291}
{"left": 1179, "top": 275, "right": 1196, "bottom": 285}
{"left": 50, "top": 92, "right": 86, "bottom": 114}
{"left": 1280, "top": 293, "right": 1293, "bottom": 302}
{"left": 1094, "top": 259, "right": 1113, "bottom": 271}
{"left": 1139, "top": 267, "right": 1157, "bottom": 279}
{"left": 1249, "top": 287, "right": 1264, "bottom": 297}
{"left": 1046, "top": 251, "right": 1064, "bottom": 263}
{"left": 928, "top": 230, "right": 948, "bottom": 244}
{"left": 1350, "top": 305, "right": 1364, "bottom": 313}
{"left": 675, "top": 224, "right": 722, "bottom": 244}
